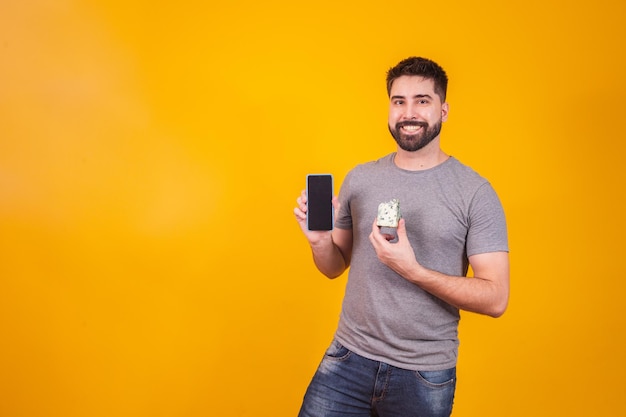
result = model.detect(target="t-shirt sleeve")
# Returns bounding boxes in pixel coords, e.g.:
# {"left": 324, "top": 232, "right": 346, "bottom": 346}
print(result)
{"left": 466, "top": 183, "right": 509, "bottom": 256}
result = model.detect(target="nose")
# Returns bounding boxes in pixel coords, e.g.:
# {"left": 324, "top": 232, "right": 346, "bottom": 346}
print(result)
{"left": 402, "top": 103, "right": 418, "bottom": 120}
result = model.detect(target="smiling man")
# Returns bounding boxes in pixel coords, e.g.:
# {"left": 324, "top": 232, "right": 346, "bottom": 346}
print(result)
{"left": 294, "top": 57, "right": 510, "bottom": 417}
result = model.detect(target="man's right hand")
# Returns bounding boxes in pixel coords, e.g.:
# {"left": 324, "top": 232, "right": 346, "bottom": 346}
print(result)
{"left": 293, "top": 189, "right": 352, "bottom": 278}
{"left": 293, "top": 189, "right": 340, "bottom": 244}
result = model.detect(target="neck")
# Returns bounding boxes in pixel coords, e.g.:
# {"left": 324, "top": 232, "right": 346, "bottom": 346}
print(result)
{"left": 394, "top": 140, "right": 449, "bottom": 171}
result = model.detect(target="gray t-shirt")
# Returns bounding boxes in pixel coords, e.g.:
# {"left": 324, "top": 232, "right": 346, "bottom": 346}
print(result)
{"left": 333, "top": 153, "right": 508, "bottom": 371}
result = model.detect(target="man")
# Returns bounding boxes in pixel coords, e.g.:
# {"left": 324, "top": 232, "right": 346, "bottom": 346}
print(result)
{"left": 293, "top": 57, "right": 509, "bottom": 417}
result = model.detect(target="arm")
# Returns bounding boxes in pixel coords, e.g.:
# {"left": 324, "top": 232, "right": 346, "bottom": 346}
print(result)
{"left": 369, "top": 218, "right": 509, "bottom": 317}
{"left": 294, "top": 190, "right": 353, "bottom": 278}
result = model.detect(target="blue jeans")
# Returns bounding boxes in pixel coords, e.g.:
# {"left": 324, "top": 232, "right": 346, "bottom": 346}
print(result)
{"left": 298, "top": 340, "right": 456, "bottom": 417}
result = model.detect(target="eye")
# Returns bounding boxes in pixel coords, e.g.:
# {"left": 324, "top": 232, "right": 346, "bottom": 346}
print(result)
{"left": 392, "top": 99, "right": 404, "bottom": 105}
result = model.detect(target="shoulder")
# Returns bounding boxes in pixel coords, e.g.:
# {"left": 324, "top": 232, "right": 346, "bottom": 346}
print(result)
{"left": 343, "top": 153, "right": 395, "bottom": 184}
{"left": 434, "top": 158, "right": 505, "bottom": 211}
{"left": 446, "top": 159, "right": 505, "bottom": 216}
{"left": 441, "top": 157, "right": 491, "bottom": 190}
{"left": 351, "top": 153, "right": 395, "bottom": 173}
{"left": 445, "top": 157, "right": 486, "bottom": 180}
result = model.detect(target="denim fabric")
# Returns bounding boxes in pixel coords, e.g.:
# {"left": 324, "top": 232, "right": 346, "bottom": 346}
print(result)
{"left": 298, "top": 340, "right": 456, "bottom": 417}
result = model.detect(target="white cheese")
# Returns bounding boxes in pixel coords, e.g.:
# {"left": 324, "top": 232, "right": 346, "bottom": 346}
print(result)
{"left": 376, "top": 199, "right": 401, "bottom": 228}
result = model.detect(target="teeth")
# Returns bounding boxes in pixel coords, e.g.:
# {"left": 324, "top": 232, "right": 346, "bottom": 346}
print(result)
{"left": 402, "top": 125, "right": 421, "bottom": 131}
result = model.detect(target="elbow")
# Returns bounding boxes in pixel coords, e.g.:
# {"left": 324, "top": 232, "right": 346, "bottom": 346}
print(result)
{"left": 484, "top": 282, "right": 510, "bottom": 318}
{"left": 487, "top": 307, "right": 506, "bottom": 318}
{"left": 322, "top": 268, "right": 346, "bottom": 279}
{"left": 317, "top": 257, "right": 350, "bottom": 280}
{"left": 486, "top": 296, "right": 509, "bottom": 318}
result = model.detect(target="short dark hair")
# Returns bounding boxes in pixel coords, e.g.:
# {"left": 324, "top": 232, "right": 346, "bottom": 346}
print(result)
{"left": 386, "top": 57, "right": 448, "bottom": 102}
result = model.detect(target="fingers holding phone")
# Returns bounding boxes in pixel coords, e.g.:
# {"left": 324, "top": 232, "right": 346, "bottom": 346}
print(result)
{"left": 294, "top": 174, "right": 338, "bottom": 242}
{"left": 294, "top": 189, "right": 309, "bottom": 224}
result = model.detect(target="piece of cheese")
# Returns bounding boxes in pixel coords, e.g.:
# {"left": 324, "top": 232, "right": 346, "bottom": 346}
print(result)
{"left": 376, "top": 199, "right": 401, "bottom": 228}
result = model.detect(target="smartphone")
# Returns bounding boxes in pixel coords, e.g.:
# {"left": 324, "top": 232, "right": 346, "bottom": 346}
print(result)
{"left": 306, "top": 174, "right": 334, "bottom": 231}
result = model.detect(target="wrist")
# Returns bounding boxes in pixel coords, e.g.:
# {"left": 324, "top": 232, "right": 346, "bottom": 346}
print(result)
{"left": 309, "top": 232, "right": 334, "bottom": 249}
{"left": 406, "top": 262, "right": 429, "bottom": 285}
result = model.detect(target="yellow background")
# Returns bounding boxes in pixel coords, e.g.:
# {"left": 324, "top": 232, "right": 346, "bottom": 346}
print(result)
{"left": 1, "top": 1, "right": 624, "bottom": 416}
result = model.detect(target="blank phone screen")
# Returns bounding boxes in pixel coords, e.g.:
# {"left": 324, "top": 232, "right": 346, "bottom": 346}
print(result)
{"left": 307, "top": 174, "right": 333, "bottom": 231}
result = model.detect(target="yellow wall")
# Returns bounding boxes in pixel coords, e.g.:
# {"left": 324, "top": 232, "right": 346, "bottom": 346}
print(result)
{"left": 1, "top": 1, "right": 624, "bottom": 416}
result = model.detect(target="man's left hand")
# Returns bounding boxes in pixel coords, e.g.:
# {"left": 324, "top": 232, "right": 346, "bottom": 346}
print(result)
{"left": 369, "top": 218, "right": 422, "bottom": 278}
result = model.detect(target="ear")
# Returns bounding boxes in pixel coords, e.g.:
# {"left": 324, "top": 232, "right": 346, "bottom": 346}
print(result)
{"left": 441, "top": 102, "right": 449, "bottom": 122}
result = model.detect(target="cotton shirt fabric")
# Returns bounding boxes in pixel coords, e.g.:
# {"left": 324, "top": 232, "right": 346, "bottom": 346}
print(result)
{"left": 333, "top": 153, "right": 508, "bottom": 371}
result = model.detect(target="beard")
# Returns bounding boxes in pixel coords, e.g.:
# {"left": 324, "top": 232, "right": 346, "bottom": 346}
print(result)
{"left": 388, "top": 119, "right": 442, "bottom": 152}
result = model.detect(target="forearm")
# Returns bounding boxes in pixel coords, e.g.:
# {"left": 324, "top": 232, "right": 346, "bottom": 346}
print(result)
{"left": 406, "top": 265, "right": 509, "bottom": 317}
{"left": 309, "top": 235, "right": 349, "bottom": 279}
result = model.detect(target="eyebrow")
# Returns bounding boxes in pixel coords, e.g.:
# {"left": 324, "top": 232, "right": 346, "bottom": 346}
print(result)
{"left": 390, "top": 94, "right": 434, "bottom": 100}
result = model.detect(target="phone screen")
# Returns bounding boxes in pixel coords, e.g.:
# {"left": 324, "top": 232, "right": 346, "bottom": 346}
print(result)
{"left": 306, "top": 174, "right": 333, "bottom": 231}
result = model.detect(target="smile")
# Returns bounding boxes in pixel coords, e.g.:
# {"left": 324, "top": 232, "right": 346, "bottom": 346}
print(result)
{"left": 401, "top": 125, "right": 422, "bottom": 132}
